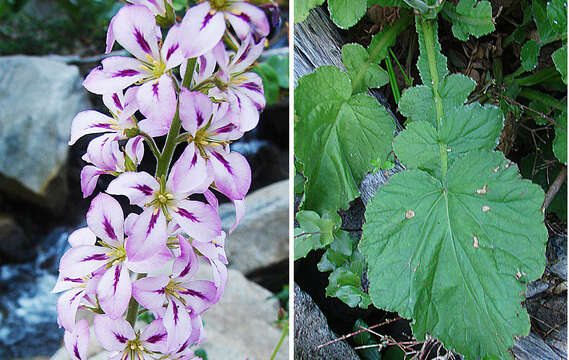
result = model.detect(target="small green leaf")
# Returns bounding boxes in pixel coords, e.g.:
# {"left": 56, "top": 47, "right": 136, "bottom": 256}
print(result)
{"left": 294, "top": 173, "right": 306, "bottom": 195}
{"left": 328, "top": 0, "right": 367, "bottom": 29}
{"left": 533, "top": 0, "right": 556, "bottom": 42}
{"left": 416, "top": 19, "right": 449, "bottom": 86}
{"left": 553, "top": 110, "right": 567, "bottom": 165}
{"left": 353, "top": 319, "right": 382, "bottom": 360}
{"left": 294, "top": 211, "right": 341, "bottom": 260}
{"left": 521, "top": 39, "right": 540, "bottom": 71}
{"left": 342, "top": 43, "right": 389, "bottom": 93}
{"left": 266, "top": 55, "right": 290, "bottom": 89}
{"left": 552, "top": 45, "right": 567, "bottom": 84}
{"left": 367, "top": 0, "right": 409, "bottom": 6}
{"left": 317, "top": 230, "right": 354, "bottom": 272}
{"left": 442, "top": 0, "right": 495, "bottom": 41}
{"left": 294, "top": 0, "right": 325, "bottom": 23}
{"left": 252, "top": 63, "right": 279, "bottom": 105}
{"left": 361, "top": 150, "right": 548, "bottom": 360}
{"left": 547, "top": 0, "right": 568, "bottom": 34}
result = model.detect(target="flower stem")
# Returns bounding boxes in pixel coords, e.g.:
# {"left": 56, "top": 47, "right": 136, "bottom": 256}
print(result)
{"left": 270, "top": 321, "right": 288, "bottom": 360}
{"left": 125, "top": 273, "right": 146, "bottom": 327}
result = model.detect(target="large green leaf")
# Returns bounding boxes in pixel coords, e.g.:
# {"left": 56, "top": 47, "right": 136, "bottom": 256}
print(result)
{"left": 441, "top": 0, "right": 495, "bottom": 41}
{"left": 547, "top": 0, "right": 568, "bottom": 34}
{"left": 394, "top": 103, "right": 503, "bottom": 179}
{"left": 328, "top": 0, "right": 367, "bottom": 29}
{"left": 552, "top": 44, "right": 567, "bottom": 85}
{"left": 295, "top": 66, "right": 395, "bottom": 213}
{"left": 360, "top": 150, "right": 547, "bottom": 359}
{"left": 294, "top": 0, "right": 325, "bottom": 23}
{"left": 294, "top": 210, "right": 341, "bottom": 260}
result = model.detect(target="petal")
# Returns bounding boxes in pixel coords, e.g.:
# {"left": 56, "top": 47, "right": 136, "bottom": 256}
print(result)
{"left": 93, "top": 314, "right": 135, "bottom": 351}
{"left": 172, "top": 236, "right": 199, "bottom": 281}
{"left": 141, "top": 319, "right": 168, "bottom": 353}
{"left": 64, "top": 318, "right": 90, "bottom": 360}
{"left": 137, "top": 75, "right": 177, "bottom": 129}
{"left": 107, "top": 171, "right": 158, "bottom": 207}
{"left": 69, "top": 110, "right": 116, "bottom": 145}
{"left": 167, "top": 143, "right": 209, "bottom": 196}
{"left": 138, "top": 118, "right": 170, "bottom": 137}
{"left": 68, "top": 227, "right": 97, "bottom": 247}
{"left": 132, "top": 275, "right": 169, "bottom": 314}
{"left": 83, "top": 56, "right": 146, "bottom": 95}
{"left": 203, "top": 189, "right": 219, "bottom": 210}
{"left": 57, "top": 288, "right": 85, "bottom": 331}
{"left": 105, "top": 15, "right": 117, "bottom": 54}
{"left": 112, "top": 5, "right": 160, "bottom": 61}
{"left": 128, "top": 0, "right": 167, "bottom": 16}
{"left": 171, "top": 200, "right": 221, "bottom": 242}
{"left": 180, "top": 3, "right": 225, "bottom": 58}
{"left": 230, "top": 89, "right": 260, "bottom": 132}
{"left": 227, "top": 3, "right": 270, "bottom": 39}
{"left": 126, "top": 244, "right": 172, "bottom": 273}
{"left": 97, "top": 264, "right": 132, "bottom": 318}
{"left": 235, "top": 72, "right": 266, "bottom": 109}
{"left": 163, "top": 298, "right": 192, "bottom": 351}
{"left": 59, "top": 245, "right": 109, "bottom": 278}
{"left": 126, "top": 207, "right": 168, "bottom": 261}
{"left": 124, "top": 136, "right": 145, "bottom": 167}
{"left": 179, "top": 89, "right": 213, "bottom": 135}
{"left": 162, "top": 23, "right": 186, "bottom": 70}
{"left": 230, "top": 35, "right": 265, "bottom": 74}
{"left": 118, "top": 86, "right": 140, "bottom": 125}
{"left": 178, "top": 280, "right": 217, "bottom": 314}
{"left": 80, "top": 165, "right": 106, "bottom": 198}
{"left": 84, "top": 133, "right": 122, "bottom": 171}
{"left": 208, "top": 150, "right": 251, "bottom": 200}
{"left": 86, "top": 193, "right": 125, "bottom": 247}
{"left": 183, "top": 48, "right": 218, "bottom": 86}
{"left": 124, "top": 213, "right": 138, "bottom": 237}
{"left": 229, "top": 198, "right": 246, "bottom": 234}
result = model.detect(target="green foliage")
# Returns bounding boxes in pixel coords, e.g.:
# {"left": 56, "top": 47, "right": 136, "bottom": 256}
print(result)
{"left": 342, "top": 44, "right": 389, "bottom": 93}
{"left": 553, "top": 110, "right": 567, "bottom": 165}
{"left": 137, "top": 311, "right": 156, "bottom": 324}
{"left": 194, "top": 349, "right": 208, "bottom": 360}
{"left": 552, "top": 45, "right": 567, "bottom": 84}
{"left": 294, "top": 0, "right": 325, "bottom": 23}
{"left": 294, "top": 210, "right": 341, "bottom": 260}
{"left": 317, "top": 231, "right": 371, "bottom": 308}
{"left": 441, "top": 0, "right": 495, "bottom": 41}
{"left": 361, "top": 15, "right": 548, "bottom": 360}
{"left": 252, "top": 55, "right": 289, "bottom": 106}
{"left": 353, "top": 319, "right": 382, "bottom": 360}
{"left": 294, "top": 0, "right": 367, "bottom": 29}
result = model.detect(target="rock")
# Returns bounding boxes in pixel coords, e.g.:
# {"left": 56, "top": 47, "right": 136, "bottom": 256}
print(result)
{"left": 512, "top": 332, "right": 560, "bottom": 360}
{"left": 548, "top": 257, "right": 568, "bottom": 281}
{"left": 196, "top": 267, "right": 288, "bottom": 360}
{"left": 294, "top": 283, "right": 360, "bottom": 360}
{"left": 0, "top": 56, "right": 90, "bottom": 213}
{"left": 0, "top": 214, "right": 33, "bottom": 261}
{"left": 525, "top": 280, "right": 549, "bottom": 298}
{"left": 220, "top": 180, "right": 289, "bottom": 274}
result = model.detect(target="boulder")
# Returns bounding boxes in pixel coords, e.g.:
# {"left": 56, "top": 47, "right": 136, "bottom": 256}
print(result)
{"left": 0, "top": 56, "right": 90, "bottom": 213}
{"left": 0, "top": 214, "right": 32, "bottom": 261}
{"left": 220, "top": 179, "right": 289, "bottom": 274}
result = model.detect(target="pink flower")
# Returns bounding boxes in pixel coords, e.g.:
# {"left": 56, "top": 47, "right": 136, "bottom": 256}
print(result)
{"left": 64, "top": 319, "right": 90, "bottom": 360}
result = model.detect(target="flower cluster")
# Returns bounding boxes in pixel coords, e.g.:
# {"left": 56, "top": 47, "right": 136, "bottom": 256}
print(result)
{"left": 54, "top": 1, "right": 277, "bottom": 359}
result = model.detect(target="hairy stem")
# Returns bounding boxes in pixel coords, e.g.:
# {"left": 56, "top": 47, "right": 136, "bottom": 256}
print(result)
{"left": 543, "top": 166, "right": 567, "bottom": 213}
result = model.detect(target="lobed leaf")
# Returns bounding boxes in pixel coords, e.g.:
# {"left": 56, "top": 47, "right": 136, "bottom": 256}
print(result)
{"left": 294, "top": 210, "right": 341, "bottom": 260}
{"left": 294, "top": 0, "right": 325, "bottom": 23}
{"left": 547, "top": 0, "right": 568, "bottom": 34}
{"left": 552, "top": 45, "right": 567, "bottom": 85}
{"left": 520, "top": 39, "right": 539, "bottom": 72}
{"left": 442, "top": 0, "right": 495, "bottom": 41}
{"left": 360, "top": 150, "right": 548, "bottom": 360}
{"left": 328, "top": 0, "right": 367, "bottom": 29}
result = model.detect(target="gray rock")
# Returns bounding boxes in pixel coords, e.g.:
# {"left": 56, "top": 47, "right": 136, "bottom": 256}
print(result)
{"left": 196, "top": 267, "right": 288, "bottom": 360}
{"left": 526, "top": 280, "right": 549, "bottom": 298}
{"left": 0, "top": 214, "right": 32, "bottom": 261}
{"left": 220, "top": 180, "right": 288, "bottom": 274}
{"left": 294, "top": 283, "right": 360, "bottom": 360}
{"left": 0, "top": 56, "right": 90, "bottom": 212}
{"left": 513, "top": 332, "right": 561, "bottom": 360}
{"left": 548, "top": 257, "right": 567, "bottom": 281}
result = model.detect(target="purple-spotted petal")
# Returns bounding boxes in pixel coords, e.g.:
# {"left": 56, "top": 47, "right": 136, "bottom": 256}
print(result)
{"left": 124, "top": 136, "right": 145, "bottom": 167}
{"left": 57, "top": 287, "right": 85, "bottom": 331}
{"left": 226, "top": 2, "right": 270, "bottom": 39}
{"left": 234, "top": 72, "right": 266, "bottom": 110}
{"left": 97, "top": 264, "right": 131, "bottom": 318}
{"left": 230, "top": 35, "right": 265, "bottom": 74}
{"left": 203, "top": 189, "right": 219, "bottom": 210}
{"left": 68, "top": 227, "right": 97, "bottom": 247}
{"left": 112, "top": 5, "right": 160, "bottom": 61}
{"left": 59, "top": 245, "right": 109, "bottom": 279}
{"left": 93, "top": 314, "right": 135, "bottom": 351}
{"left": 141, "top": 319, "right": 168, "bottom": 353}
{"left": 137, "top": 75, "right": 177, "bottom": 129}
{"left": 83, "top": 56, "right": 146, "bottom": 95}
{"left": 126, "top": 207, "right": 168, "bottom": 261}
{"left": 179, "top": 89, "right": 213, "bottom": 135}
{"left": 162, "top": 23, "right": 186, "bottom": 70}
{"left": 171, "top": 200, "right": 221, "bottom": 242}
{"left": 107, "top": 171, "right": 158, "bottom": 207}
{"left": 86, "top": 193, "right": 125, "bottom": 247}
{"left": 208, "top": 150, "right": 251, "bottom": 201}
{"left": 69, "top": 110, "right": 116, "bottom": 145}
{"left": 172, "top": 237, "right": 199, "bottom": 281}
{"left": 228, "top": 87, "right": 260, "bottom": 132}
{"left": 180, "top": 3, "right": 225, "bottom": 58}
{"left": 84, "top": 133, "right": 122, "bottom": 171}
{"left": 164, "top": 298, "right": 192, "bottom": 351}
{"left": 80, "top": 166, "right": 106, "bottom": 198}
{"left": 64, "top": 318, "right": 89, "bottom": 360}
{"left": 167, "top": 143, "right": 209, "bottom": 197}
{"left": 132, "top": 274, "right": 169, "bottom": 315}
{"left": 126, "top": 244, "right": 172, "bottom": 273}
{"left": 138, "top": 118, "right": 170, "bottom": 137}
{"left": 178, "top": 280, "right": 217, "bottom": 314}
{"left": 127, "top": 0, "right": 170, "bottom": 16}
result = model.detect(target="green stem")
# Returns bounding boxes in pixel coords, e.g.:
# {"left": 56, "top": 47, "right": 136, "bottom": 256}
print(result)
{"left": 140, "top": 131, "right": 162, "bottom": 160}
{"left": 418, "top": 17, "right": 448, "bottom": 178}
{"left": 270, "top": 321, "right": 289, "bottom": 360}
{"left": 125, "top": 273, "right": 146, "bottom": 327}
{"left": 182, "top": 58, "right": 197, "bottom": 89}
{"left": 156, "top": 107, "right": 182, "bottom": 179}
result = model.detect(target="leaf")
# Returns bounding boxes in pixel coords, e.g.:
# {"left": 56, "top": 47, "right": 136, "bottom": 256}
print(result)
{"left": 353, "top": 319, "right": 383, "bottom": 360}
{"left": 399, "top": 73, "right": 476, "bottom": 126}
{"left": 342, "top": 43, "right": 389, "bottom": 93}
{"left": 328, "top": 0, "right": 367, "bottom": 29}
{"left": 367, "top": 0, "right": 409, "bottom": 7}
{"left": 441, "top": 0, "right": 495, "bottom": 41}
{"left": 394, "top": 103, "right": 503, "bottom": 179}
{"left": 252, "top": 63, "right": 280, "bottom": 105}
{"left": 294, "top": 210, "right": 341, "bottom": 260}
{"left": 294, "top": 0, "right": 325, "bottom": 23}
{"left": 553, "top": 110, "right": 567, "bottom": 165}
{"left": 521, "top": 39, "right": 540, "bottom": 72}
{"left": 416, "top": 16, "right": 449, "bottom": 86}
{"left": 266, "top": 55, "right": 290, "bottom": 89}
{"left": 552, "top": 44, "right": 567, "bottom": 84}
{"left": 360, "top": 150, "right": 548, "bottom": 360}
{"left": 547, "top": 0, "right": 568, "bottom": 34}
{"left": 295, "top": 66, "right": 395, "bottom": 213}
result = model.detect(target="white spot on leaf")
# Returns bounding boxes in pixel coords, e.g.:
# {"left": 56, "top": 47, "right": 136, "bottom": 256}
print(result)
{"left": 473, "top": 235, "right": 479, "bottom": 248}
{"left": 406, "top": 210, "right": 415, "bottom": 219}
{"left": 482, "top": 205, "right": 490, "bottom": 212}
